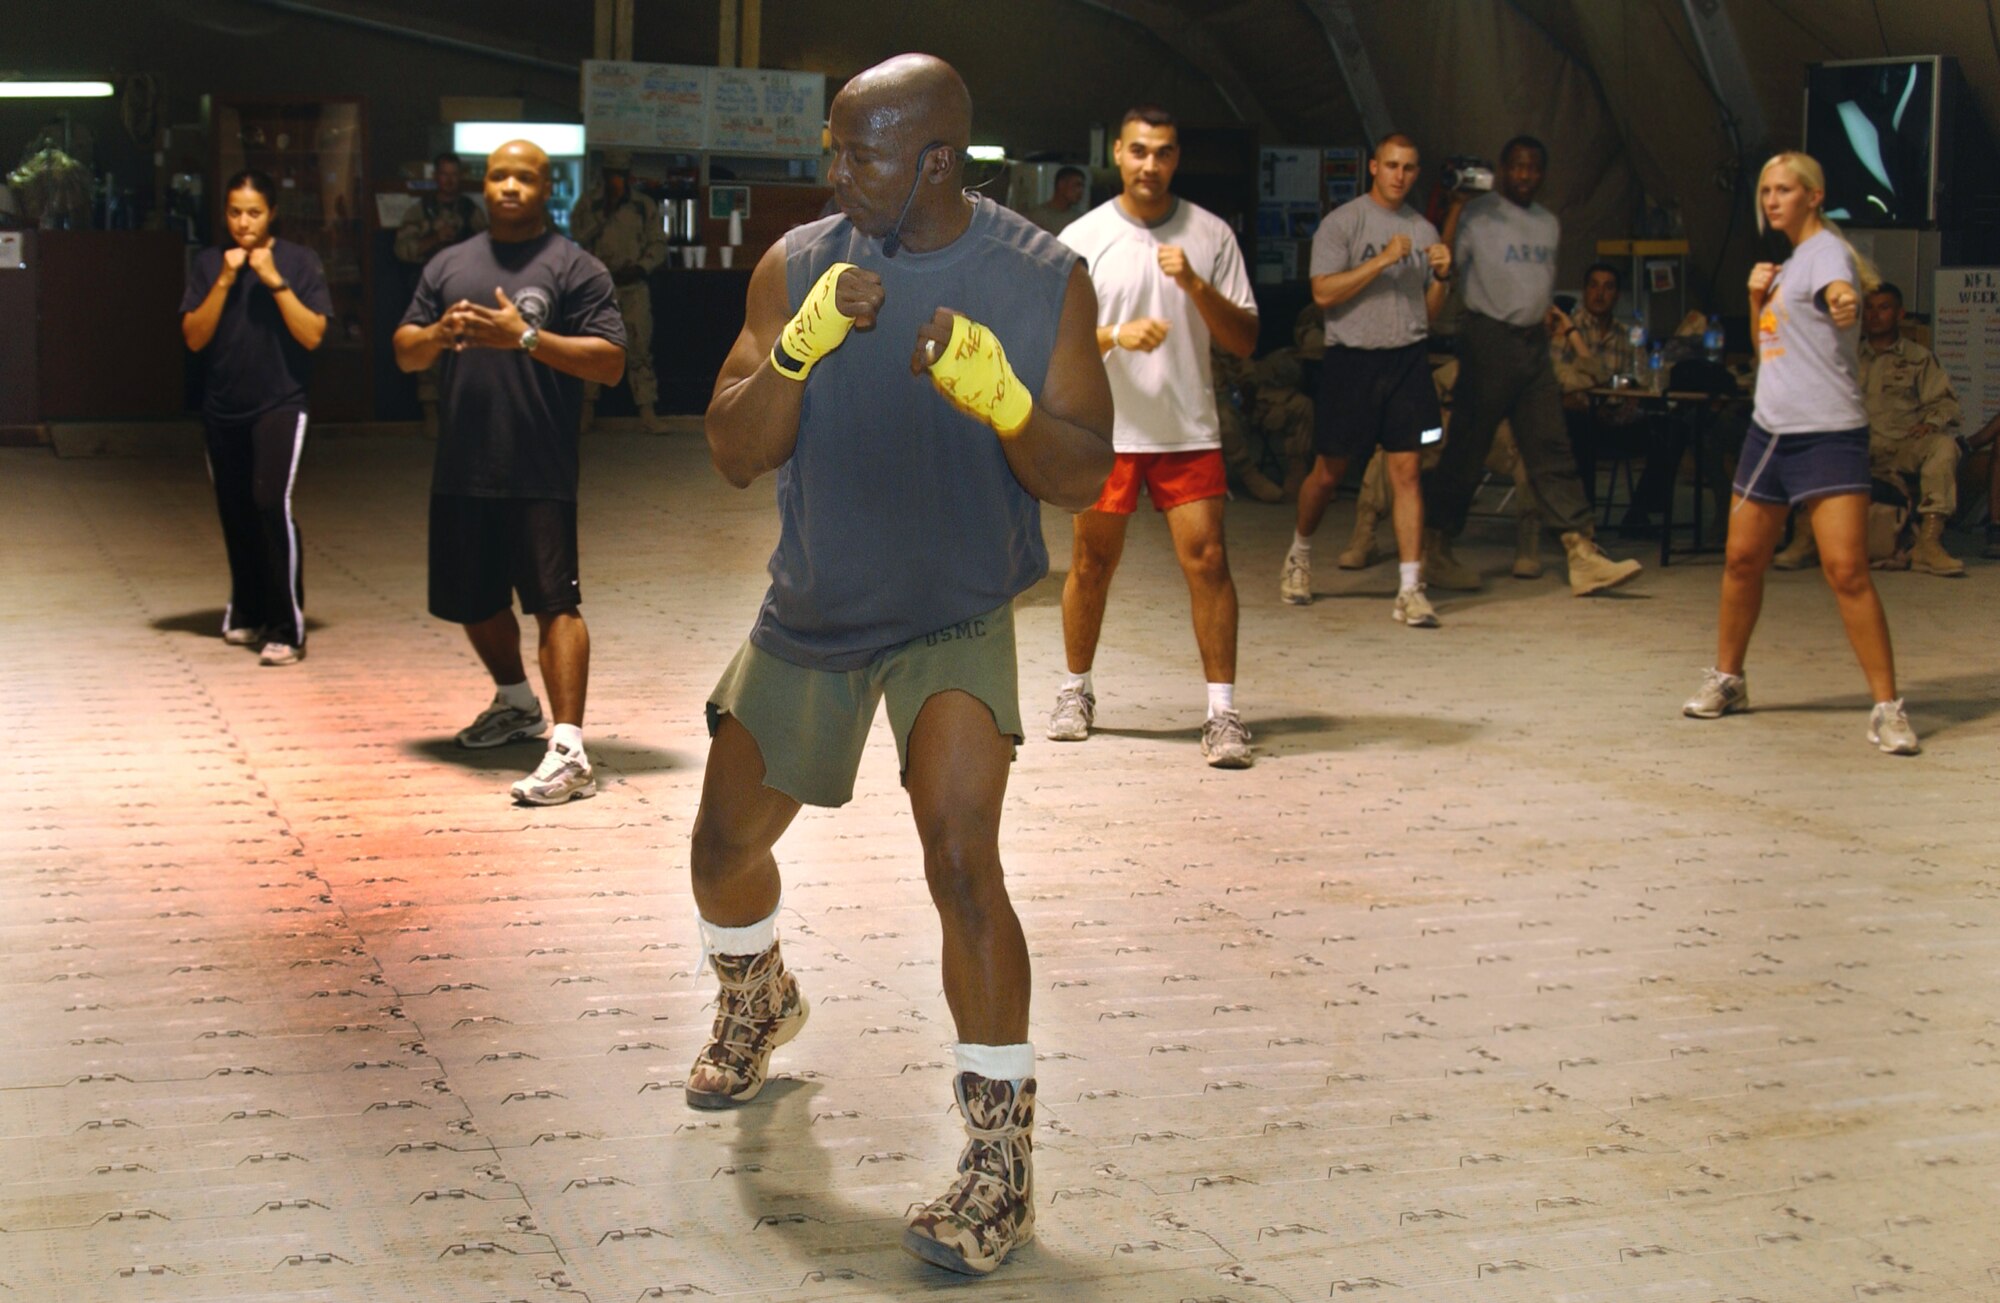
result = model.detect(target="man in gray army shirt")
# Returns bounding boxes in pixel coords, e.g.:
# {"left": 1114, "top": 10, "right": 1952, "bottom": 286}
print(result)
{"left": 1422, "top": 135, "right": 1642, "bottom": 596}
{"left": 1281, "top": 132, "right": 1451, "bottom": 626}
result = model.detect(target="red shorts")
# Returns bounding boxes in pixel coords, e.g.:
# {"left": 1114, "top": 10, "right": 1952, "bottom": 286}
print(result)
{"left": 1092, "top": 450, "right": 1228, "bottom": 515}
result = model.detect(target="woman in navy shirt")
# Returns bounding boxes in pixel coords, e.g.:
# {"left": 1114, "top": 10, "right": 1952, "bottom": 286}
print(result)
{"left": 180, "top": 170, "right": 332, "bottom": 665}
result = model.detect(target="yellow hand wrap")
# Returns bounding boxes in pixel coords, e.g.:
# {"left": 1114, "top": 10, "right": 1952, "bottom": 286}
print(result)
{"left": 770, "top": 262, "right": 858, "bottom": 381}
{"left": 926, "top": 313, "right": 1034, "bottom": 437}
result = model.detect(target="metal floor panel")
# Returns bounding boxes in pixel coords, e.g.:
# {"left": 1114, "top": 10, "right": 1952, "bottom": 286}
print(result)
{"left": 7, "top": 435, "right": 2000, "bottom": 1301}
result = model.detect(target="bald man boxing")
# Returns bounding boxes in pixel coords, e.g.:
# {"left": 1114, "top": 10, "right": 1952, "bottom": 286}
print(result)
{"left": 692, "top": 54, "right": 1113, "bottom": 1276}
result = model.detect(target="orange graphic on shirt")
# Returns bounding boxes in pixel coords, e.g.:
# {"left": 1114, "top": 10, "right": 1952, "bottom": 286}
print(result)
{"left": 1758, "top": 301, "right": 1786, "bottom": 363}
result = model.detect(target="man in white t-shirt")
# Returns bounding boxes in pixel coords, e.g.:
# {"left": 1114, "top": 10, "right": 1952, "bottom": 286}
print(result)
{"left": 1051, "top": 106, "right": 1262, "bottom": 768}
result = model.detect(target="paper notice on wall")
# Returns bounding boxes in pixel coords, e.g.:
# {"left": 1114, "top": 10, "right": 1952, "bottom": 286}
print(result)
{"left": 1931, "top": 267, "right": 2000, "bottom": 428}
{"left": 0, "top": 232, "right": 22, "bottom": 269}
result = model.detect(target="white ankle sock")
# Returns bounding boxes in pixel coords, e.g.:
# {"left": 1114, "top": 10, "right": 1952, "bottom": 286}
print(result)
{"left": 1207, "top": 682, "right": 1235, "bottom": 718}
{"left": 697, "top": 903, "right": 779, "bottom": 959}
{"left": 551, "top": 722, "right": 584, "bottom": 754}
{"left": 497, "top": 680, "right": 537, "bottom": 713}
{"left": 1062, "top": 670, "right": 1093, "bottom": 697}
{"left": 1289, "top": 530, "right": 1312, "bottom": 559}
{"left": 1399, "top": 561, "right": 1420, "bottom": 591}
{"left": 955, "top": 1041, "right": 1035, "bottom": 1080}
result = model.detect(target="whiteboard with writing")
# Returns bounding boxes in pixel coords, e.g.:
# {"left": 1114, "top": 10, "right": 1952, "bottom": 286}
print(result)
{"left": 584, "top": 61, "right": 707, "bottom": 149}
{"left": 583, "top": 61, "right": 824, "bottom": 155}
{"left": 1932, "top": 267, "right": 2000, "bottom": 428}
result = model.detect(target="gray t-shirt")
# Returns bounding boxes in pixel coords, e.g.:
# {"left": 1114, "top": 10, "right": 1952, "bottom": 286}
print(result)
{"left": 1309, "top": 195, "right": 1439, "bottom": 349}
{"left": 1455, "top": 193, "right": 1559, "bottom": 327}
{"left": 752, "top": 197, "right": 1076, "bottom": 671}
{"left": 1752, "top": 229, "right": 1868, "bottom": 434}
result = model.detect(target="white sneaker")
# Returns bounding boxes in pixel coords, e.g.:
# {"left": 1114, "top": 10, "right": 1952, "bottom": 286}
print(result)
{"left": 457, "top": 699, "right": 547, "bottom": 749}
{"left": 1200, "top": 711, "right": 1253, "bottom": 768}
{"left": 511, "top": 743, "right": 597, "bottom": 805}
{"left": 1867, "top": 699, "right": 1921, "bottom": 755}
{"left": 1047, "top": 686, "right": 1094, "bottom": 742}
{"left": 1682, "top": 668, "right": 1748, "bottom": 719}
{"left": 1392, "top": 585, "right": 1440, "bottom": 628}
{"left": 1280, "top": 553, "right": 1312, "bottom": 606}
{"left": 224, "top": 626, "right": 262, "bottom": 647}
{"left": 258, "top": 641, "right": 303, "bottom": 666}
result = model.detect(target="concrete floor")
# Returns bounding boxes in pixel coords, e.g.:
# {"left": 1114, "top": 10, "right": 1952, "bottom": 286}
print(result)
{"left": 5, "top": 433, "right": 1998, "bottom": 1303}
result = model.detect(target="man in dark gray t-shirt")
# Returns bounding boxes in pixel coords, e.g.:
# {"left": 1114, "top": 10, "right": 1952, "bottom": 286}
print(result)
{"left": 687, "top": 56, "right": 1113, "bottom": 1279}
{"left": 394, "top": 140, "right": 627, "bottom": 807}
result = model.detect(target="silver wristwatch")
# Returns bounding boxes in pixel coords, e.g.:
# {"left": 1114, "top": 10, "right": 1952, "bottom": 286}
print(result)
{"left": 518, "top": 325, "right": 541, "bottom": 353}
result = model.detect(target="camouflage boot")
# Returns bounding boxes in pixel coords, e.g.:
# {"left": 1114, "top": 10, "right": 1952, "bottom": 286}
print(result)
{"left": 684, "top": 940, "right": 809, "bottom": 1109}
{"left": 903, "top": 1073, "right": 1036, "bottom": 1275}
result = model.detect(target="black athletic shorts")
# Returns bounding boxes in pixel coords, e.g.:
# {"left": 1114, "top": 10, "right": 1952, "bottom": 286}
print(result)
{"left": 428, "top": 495, "right": 581, "bottom": 623}
{"left": 1314, "top": 340, "right": 1443, "bottom": 460}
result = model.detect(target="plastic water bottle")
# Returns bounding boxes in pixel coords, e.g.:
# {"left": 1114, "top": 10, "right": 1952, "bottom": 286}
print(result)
{"left": 1703, "top": 315, "right": 1724, "bottom": 364}
{"left": 1648, "top": 343, "right": 1666, "bottom": 391}
{"left": 1627, "top": 312, "right": 1648, "bottom": 384}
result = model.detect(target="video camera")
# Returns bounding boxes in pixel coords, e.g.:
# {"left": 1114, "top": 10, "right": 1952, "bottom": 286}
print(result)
{"left": 1441, "top": 156, "right": 1494, "bottom": 193}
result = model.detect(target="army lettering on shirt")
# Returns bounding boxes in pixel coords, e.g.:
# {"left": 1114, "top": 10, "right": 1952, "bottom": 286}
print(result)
{"left": 1309, "top": 195, "right": 1441, "bottom": 350}
{"left": 1454, "top": 192, "right": 1559, "bottom": 327}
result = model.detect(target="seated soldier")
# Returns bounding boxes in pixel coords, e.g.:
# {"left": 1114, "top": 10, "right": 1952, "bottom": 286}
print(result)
{"left": 1776, "top": 282, "right": 1965, "bottom": 575}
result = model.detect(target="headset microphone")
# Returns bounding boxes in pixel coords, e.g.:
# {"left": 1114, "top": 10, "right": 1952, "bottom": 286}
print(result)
{"left": 881, "top": 140, "right": 945, "bottom": 258}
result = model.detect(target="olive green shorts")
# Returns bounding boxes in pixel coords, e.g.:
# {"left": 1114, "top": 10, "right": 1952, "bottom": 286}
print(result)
{"left": 706, "top": 602, "right": 1023, "bottom": 808}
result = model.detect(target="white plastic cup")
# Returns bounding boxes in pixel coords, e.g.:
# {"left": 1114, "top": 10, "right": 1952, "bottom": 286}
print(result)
{"left": 693, "top": 246, "right": 709, "bottom": 269}
{"left": 720, "top": 247, "right": 734, "bottom": 269}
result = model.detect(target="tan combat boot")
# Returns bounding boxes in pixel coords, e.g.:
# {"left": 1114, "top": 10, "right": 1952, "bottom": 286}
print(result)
{"left": 638, "top": 404, "right": 673, "bottom": 435}
{"left": 1771, "top": 515, "right": 1817, "bottom": 570}
{"left": 903, "top": 1073, "right": 1036, "bottom": 1275}
{"left": 1512, "top": 509, "right": 1543, "bottom": 579}
{"left": 684, "top": 940, "right": 810, "bottom": 1109}
{"left": 1421, "top": 528, "right": 1482, "bottom": 591}
{"left": 1561, "top": 530, "right": 1643, "bottom": 595}
{"left": 1909, "top": 515, "right": 1965, "bottom": 576}
{"left": 1336, "top": 502, "right": 1381, "bottom": 569}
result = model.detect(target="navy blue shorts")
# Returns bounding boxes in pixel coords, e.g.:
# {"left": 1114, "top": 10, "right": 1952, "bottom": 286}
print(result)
{"left": 428, "top": 495, "right": 581, "bottom": 623}
{"left": 1732, "top": 423, "right": 1871, "bottom": 506}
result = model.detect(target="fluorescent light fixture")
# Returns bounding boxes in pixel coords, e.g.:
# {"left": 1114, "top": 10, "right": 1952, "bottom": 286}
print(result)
{"left": 453, "top": 121, "right": 586, "bottom": 157}
{"left": 965, "top": 145, "right": 1008, "bottom": 162}
{"left": 0, "top": 81, "right": 114, "bottom": 98}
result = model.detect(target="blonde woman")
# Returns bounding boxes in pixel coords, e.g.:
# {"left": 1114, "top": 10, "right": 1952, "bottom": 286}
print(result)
{"left": 1682, "top": 151, "right": 1918, "bottom": 754}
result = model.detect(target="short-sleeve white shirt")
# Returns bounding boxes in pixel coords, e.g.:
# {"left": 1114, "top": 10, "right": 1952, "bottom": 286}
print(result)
{"left": 1061, "top": 196, "right": 1259, "bottom": 453}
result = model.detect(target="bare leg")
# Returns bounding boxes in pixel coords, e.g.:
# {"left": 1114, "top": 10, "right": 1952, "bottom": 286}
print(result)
{"left": 1292, "top": 453, "right": 1348, "bottom": 537}
{"left": 905, "top": 690, "right": 1028, "bottom": 1045}
{"left": 463, "top": 608, "right": 527, "bottom": 685}
{"left": 1164, "top": 496, "right": 1236, "bottom": 683}
{"left": 1060, "top": 509, "right": 1129, "bottom": 674}
{"left": 1384, "top": 450, "right": 1423, "bottom": 563}
{"left": 532, "top": 608, "right": 589, "bottom": 727}
{"left": 1806, "top": 493, "right": 1898, "bottom": 702}
{"left": 689, "top": 715, "right": 801, "bottom": 927}
{"left": 1714, "top": 497, "right": 1789, "bottom": 676}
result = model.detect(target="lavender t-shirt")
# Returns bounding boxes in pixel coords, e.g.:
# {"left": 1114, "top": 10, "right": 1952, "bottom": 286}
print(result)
{"left": 1752, "top": 229, "right": 1868, "bottom": 434}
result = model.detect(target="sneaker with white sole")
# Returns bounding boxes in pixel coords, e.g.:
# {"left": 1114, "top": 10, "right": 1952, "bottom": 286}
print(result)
{"left": 456, "top": 699, "right": 547, "bottom": 749}
{"left": 224, "top": 626, "right": 262, "bottom": 647}
{"left": 1392, "top": 585, "right": 1440, "bottom": 628}
{"left": 1280, "top": 553, "right": 1312, "bottom": 605}
{"left": 1867, "top": 699, "right": 1921, "bottom": 755}
{"left": 511, "top": 743, "right": 596, "bottom": 805}
{"left": 1200, "top": 710, "right": 1253, "bottom": 768}
{"left": 258, "top": 641, "right": 303, "bottom": 666}
{"left": 1046, "top": 686, "right": 1094, "bottom": 742}
{"left": 1682, "top": 668, "right": 1748, "bottom": 719}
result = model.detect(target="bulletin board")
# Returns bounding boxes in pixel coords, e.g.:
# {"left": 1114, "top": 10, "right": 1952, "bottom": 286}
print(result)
{"left": 1931, "top": 268, "right": 2000, "bottom": 428}
{"left": 583, "top": 60, "right": 824, "bottom": 156}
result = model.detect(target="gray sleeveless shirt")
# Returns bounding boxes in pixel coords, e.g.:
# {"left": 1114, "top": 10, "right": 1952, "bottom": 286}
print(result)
{"left": 749, "top": 197, "right": 1077, "bottom": 670}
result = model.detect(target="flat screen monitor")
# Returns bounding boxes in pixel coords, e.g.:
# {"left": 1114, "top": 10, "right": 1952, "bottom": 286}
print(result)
{"left": 1803, "top": 57, "right": 1940, "bottom": 228}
